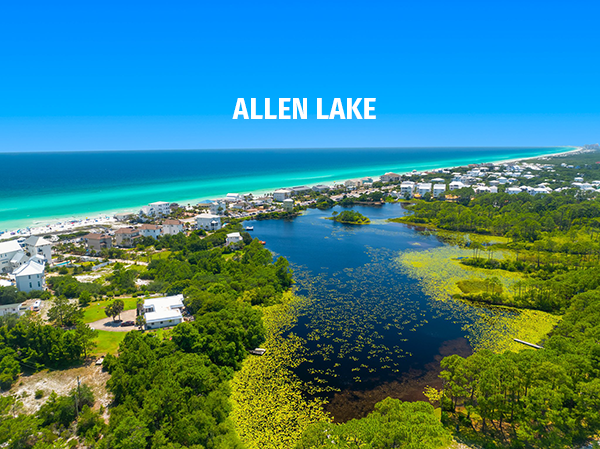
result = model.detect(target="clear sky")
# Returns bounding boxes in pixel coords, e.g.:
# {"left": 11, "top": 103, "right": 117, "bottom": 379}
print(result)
{"left": 0, "top": 0, "right": 598, "bottom": 152}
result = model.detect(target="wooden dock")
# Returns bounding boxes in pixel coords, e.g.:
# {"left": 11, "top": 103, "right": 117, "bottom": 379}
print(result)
{"left": 513, "top": 339, "right": 543, "bottom": 349}
{"left": 249, "top": 348, "right": 267, "bottom": 356}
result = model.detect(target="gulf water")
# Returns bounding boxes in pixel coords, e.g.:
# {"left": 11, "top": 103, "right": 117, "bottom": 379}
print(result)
{"left": 0, "top": 147, "right": 571, "bottom": 230}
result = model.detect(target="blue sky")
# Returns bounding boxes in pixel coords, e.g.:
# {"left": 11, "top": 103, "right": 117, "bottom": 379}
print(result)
{"left": 0, "top": 0, "right": 598, "bottom": 152}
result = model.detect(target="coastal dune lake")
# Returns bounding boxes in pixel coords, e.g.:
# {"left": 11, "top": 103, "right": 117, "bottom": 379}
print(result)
{"left": 0, "top": 146, "right": 572, "bottom": 232}
{"left": 248, "top": 204, "right": 520, "bottom": 421}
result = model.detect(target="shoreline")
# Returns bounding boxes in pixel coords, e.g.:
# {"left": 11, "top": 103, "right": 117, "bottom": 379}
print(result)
{"left": 0, "top": 146, "right": 581, "bottom": 240}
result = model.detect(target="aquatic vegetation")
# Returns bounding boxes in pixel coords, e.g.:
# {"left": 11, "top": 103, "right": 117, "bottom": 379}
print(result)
{"left": 397, "top": 245, "right": 560, "bottom": 352}
{"left": 230, "top": 292, "right": 330, "bottom": 449}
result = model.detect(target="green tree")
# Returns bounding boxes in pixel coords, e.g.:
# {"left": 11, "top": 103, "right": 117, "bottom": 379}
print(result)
{"left": 47, "top": 296, "right": 83, "bottom": 327}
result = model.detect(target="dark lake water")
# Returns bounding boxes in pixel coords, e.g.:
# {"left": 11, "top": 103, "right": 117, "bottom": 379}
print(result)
{"left": 247, "top": 203, "right": 474, "bottom": 421}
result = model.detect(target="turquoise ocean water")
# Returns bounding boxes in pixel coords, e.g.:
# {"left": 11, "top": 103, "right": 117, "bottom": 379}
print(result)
{"left": 0, "top": 147, "right": 573, "bottom": 231}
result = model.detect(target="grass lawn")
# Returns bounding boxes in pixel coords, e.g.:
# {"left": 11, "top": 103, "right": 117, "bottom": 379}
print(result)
{"left": 83, "top": 297, "right": 139, "bottom": 323}
{"left": 92, "top": 331, "right": 126, "bottom": 356}
{"left": 152, "top": 250, "right": 172, "bottom": 260}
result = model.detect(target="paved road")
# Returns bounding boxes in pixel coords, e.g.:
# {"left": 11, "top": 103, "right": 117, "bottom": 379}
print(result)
{"left": 88, "top": 308, "right": 138, "bottom": 332}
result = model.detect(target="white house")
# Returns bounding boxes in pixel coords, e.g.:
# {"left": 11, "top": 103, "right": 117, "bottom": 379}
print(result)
{"left": 0, "top": 302, "right": 26, "bottom": 317}
{"left": 507, "top": 187, "right": 523, "bottom": 195}
{"left": 0, "top": 240, "right": 25, "bottom": 274}
{"left": 143, "top": 294, "right": 185, "bottom": 330}
{"left": 226, "top": 193, "right": 241, "bottom": 202}
{"left": 209, "top": 200, "right": 227, "bottom": 215}
{"left": 449, "top": 181, "right": 467, "bottom": 191}
{"left": 22, "top": 236, "right": 52, "bottom": 263}
{"left": 140, "top": 201, "right": 171, "bottom": 217}
{"left": 196, "top": 213, "right": 222, "bottom": 231}
{"left": 283, "top": 198, "right": 294, "bottom": 212}
{"left": 139, "top": 224, "right": 162, "bottom": 239}
{"left": 400, "top": 181, "right": 415, "bottom": 197}
{"left": 433, "top": 184, "right": 447, "bottom": 197}
{"left": 162, "top": 219, "right": 184, "bottom": 236}
{"left": 14, "top": 258, "right": 45, "bottom": 293}
{"left": 226, "top": 232, "right": 243, "bottom": 246}
{"left": 574, "top": 176, "right": 584, "bottom": 182}
{"left": 416, "top": 183, "right": 432, "bottom": 197}
{"left": 273, "top": 189, "right": 293, "bottom": 201}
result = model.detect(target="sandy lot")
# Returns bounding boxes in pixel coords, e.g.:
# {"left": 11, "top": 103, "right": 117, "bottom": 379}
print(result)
{"left": 7, "top": 362, "right": 112, "bottom": 416}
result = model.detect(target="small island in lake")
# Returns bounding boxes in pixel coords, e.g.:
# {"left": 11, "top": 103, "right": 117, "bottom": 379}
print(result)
{"left": 329, "top": 210, "right": 370, "bottom": 224}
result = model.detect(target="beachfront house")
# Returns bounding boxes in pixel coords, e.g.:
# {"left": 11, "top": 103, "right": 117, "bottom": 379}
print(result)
{"left": 14, "top": 258, "right": 45, "bottom": 293}
{"left": 196, "top": 213, "right": 222, "bottom": 231}
{"left": 143, "top": 294, "right": 185, "bottom": 330}
{"left": 273, "top": 189, "right": 293, "bottom": 201}
{"left": 417, "top": 183, "right": 432, "bottom": 197}
{"left": 140, "top": 201, "right": 171, "bottom": 217}
{"left": 226, "top": 193, "right": 241, "bottom": 202}
{"left": 115, "top": 227, "right": 140, "bottom": 248}
{"left": 312, "top": 184, "right": 330, "bottom": 193}
{"left": 22, "top": 236, "right": 52, "bottom": 263}
{"left": 344, "top": 180, "right": 360, "bottom": 190}
{"left": 83, "top": 233, "right": 113, "bottom": 252}
{"left": 433, "top": 184, "right": 447, "bottom": 197}
{"left": 139, "top": 224, "right": 162, "bottom": 240}
{"left": 162, "top": 219, "right": 184, "bottom": 236}
{"left": 0, "top": 240, "right": 26, "bottom": 274}
{"left": 292, "top": 186, "right": 312, "bottom": 196}
{"left": 380, "top": 172, "right": 401, "bottom": 183}
{"left": 226, "top": 232, "right": 243, "bottom": 246}
{"left": 400, "top": 181, "right": 415, "bottom": 198}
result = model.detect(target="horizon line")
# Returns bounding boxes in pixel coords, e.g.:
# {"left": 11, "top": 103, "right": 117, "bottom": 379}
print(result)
{"left": 0, "top": 145, "right": 580, "bottom": 155}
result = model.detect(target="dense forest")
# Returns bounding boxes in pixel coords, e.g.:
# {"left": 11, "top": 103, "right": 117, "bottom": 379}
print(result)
{"left": 0, "top": 233, "right": 293, "bottom": 449}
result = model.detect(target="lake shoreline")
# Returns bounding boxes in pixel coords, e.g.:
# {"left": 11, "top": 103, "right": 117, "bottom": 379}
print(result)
{"left": 0, "top": 146, "right": 580, "bottom": 240}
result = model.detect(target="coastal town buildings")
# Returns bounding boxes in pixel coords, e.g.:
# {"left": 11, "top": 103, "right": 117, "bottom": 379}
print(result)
{"left": 400, "top": 181, "right": 415, "bottom": 197}
{"left": 162, "top": 219, "right": 184, "bottom": 235}
{"left": 209, "top": 200, "right": 226, "bottom": 215}
{"left": 0, "top": 302, "right": 26, "bottom": 317}
{"left": 196, "top": 213, "right": 222, "bottom": 231}
{"left": 83, "top": 233, "right": 113, "bottom": 251}
{"left": 380, "top": 172, "right": 401, "bottom": 183}
{"left": 292, "top": 186, "right": 311, "bottom": 195}
{"left": 140, "top": 201, "right": 171, "bottom": 217}
{"left": 22, "top": 236, "right": 52, "bottom": 263}
{"left": 433, "top": 184, "right": 447, "bottom": 197}
{"left": 226, "top": 193, "right": 241, "bottom": 202}
{"left": 143, "top": 294, "right": 185, "bottom": 330}
{"left": 115, "top": 227, "right": 140, "bottom": 247}
{"left": 312, "top": 184, "right": 330, "bottom": 193}
{"left": 417, "top": 183, "right": 432, "bottom": 197}
{"left": 14, "top": 257, "right": 45, "bottom": 293}
{"left": 273, "top": 189, "right": 293, "bottom": 201}
{"left": 283, "top": 198, "right": 294, "bottom": 212}
{"left": 226, "top": 232, "right": 243, "bottom": 246}
{"left": 139, "top": 224, "right": 162, "bottom": 239}
{"left": 0, "top": 240, "right": 25, "bottom": 273}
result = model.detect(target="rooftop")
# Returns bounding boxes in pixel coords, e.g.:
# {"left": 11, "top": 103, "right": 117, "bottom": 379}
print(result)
{"left": 13, "top": 259, "right": 45, "bottom": 277}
